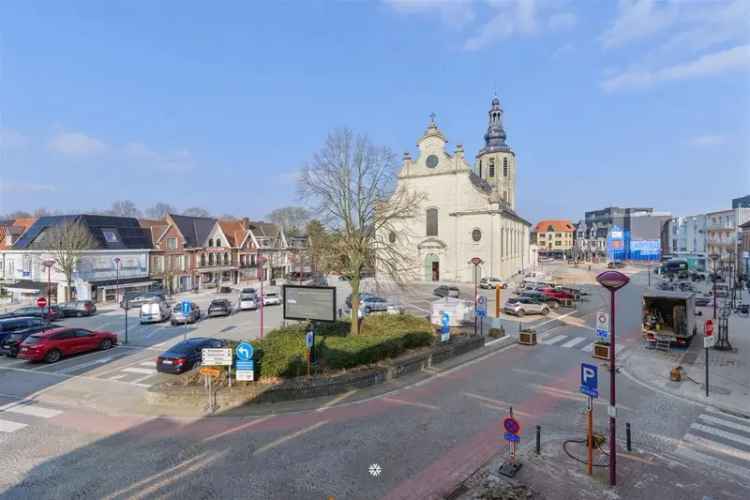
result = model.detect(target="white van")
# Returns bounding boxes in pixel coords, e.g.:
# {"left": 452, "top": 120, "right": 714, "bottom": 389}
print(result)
{"left": 140, "top": 300, "right": 171, "bottom": 324}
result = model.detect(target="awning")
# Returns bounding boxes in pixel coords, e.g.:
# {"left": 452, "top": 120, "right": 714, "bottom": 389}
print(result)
{"left": 1, "top": 280, "right": 50, "bottom": 293}
{"left": 88, "top": 277, "right": 158, "bottom": 288}
{"left": 197, "top": 266, "right": 238, "bottom": 273}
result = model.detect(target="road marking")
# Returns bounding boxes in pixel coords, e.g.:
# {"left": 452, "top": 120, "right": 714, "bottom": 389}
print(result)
{"left": 511, "top": 368, "right": 556, "bottom": 379}
{"left": 121, "top": 367, "right": 155, "bottom": 375}
{"left": 682, "top": 433, "right": 750, "bottom": 463}
{"left": 140, "top": 361, "right": 156, "bottom": 367}
{"left": 316, "top": 390, "right": 357, "bottom": 412}
{"left": 615, "top": 345, "right": 626, "bottom": 354}
{"left": 56, "top": 356, "right": 115, "bottom": 374}
{"left": 0, "top": 419, "right": 27, "bottom": 432}
{"left": 253, "top": 420, "right": 329, "bottom": 456}
{"left": 616, "top": 452, "right": 653, "bottom": 465}
{"left": 531, "top": 309, "right": 580, "bottom": 329}
{"left": 478, "top": 403, "right": 533, "bottom": 418}
{"left": 561, "top": 337, "right": 587, "bottom": 348}
{"left": 542, "top": 335, "right": 567, "bottom": 345}
{"left": 109, "top": 374, "right": 126, "bottom": 380}
{"left": 690, "top": 423, "right": 750, "bottom": 447}
{"left": 673, "top": 446, "right": 750, "bottom": 481}
{"left": 704, "top": 407, "right": 750, "bottom": 426}
{"left": 130, "top": 373, "right": 158, "bottom": 384}
{"left": 698, "top": 414, "right": 750, "bottom": 435}
{"left": 2, "top": 404, "right": 61, "bottom": 418}
{"left": 582, "top": 343, "right": 594, "bottom": 352}
{"left": 382, "top": 397, "right": 439, "bottom": 411}
{"left": 202, "top": 415, "right": 274, "bottom": 443}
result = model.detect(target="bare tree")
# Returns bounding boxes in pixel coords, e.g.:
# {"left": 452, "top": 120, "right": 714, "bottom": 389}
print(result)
{"left": 109, "top": 200, "right": 142, "bottom": 218}
{"left": 145, "top": 202, "right": 176, "bottom": 219}
{"left": 33, "top": 208, "right": 52, "bottom": 218}
{"left": 31, "top": 220, "right": 97, "bottom": 301}
{"left": 4, "top": 210, "right": 32, "bottom": 219}
{"left": 267, "top": 206, "right": 310, "bottom": 236}
{"left": 298, "top": 129, "right": 423, "bottom": 336}
{"left": 182, "top": 207, "right": 211, "bottom": 217}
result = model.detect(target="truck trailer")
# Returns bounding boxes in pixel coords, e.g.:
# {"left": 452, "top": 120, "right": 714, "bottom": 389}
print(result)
{"left": 641, "top": 290, "right": 698, "bottom": 346}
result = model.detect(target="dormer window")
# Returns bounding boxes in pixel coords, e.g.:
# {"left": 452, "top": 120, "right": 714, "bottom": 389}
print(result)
{"left": 102, "top": 230, "right": 119, "bottom": 243}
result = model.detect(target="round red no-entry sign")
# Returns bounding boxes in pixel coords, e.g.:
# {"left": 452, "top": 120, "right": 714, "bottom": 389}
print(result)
{"left": 36, "top": 296, "right": 48, "bottom": 309}
{"left": 503, "top": 416, "right": 521, "bottom": 435}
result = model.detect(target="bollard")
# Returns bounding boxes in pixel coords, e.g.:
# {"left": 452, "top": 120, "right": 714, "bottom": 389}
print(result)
{"left": 626, "top": 422, "right": 632, "bottom": 452}
{"left": 536, "top": 425, "right": 541, "bottom": 455}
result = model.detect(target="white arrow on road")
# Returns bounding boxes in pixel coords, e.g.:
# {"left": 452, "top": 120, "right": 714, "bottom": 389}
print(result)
{"left": 56, "top": 356, "right": 115, "bottom": 374}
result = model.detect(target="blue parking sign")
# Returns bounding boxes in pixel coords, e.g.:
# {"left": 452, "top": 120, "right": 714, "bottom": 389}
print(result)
{"left": 580, "top": 363, "right": 598, "bottom": 398}
{"left": 181, "top": 301, "right": 191, "bottom": 314}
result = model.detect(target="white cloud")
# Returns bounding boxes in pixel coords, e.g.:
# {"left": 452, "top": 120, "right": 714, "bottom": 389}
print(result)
{"left": 690, "top": 135, "right": 727, "bottom": 147}
{"left": 124, "top": 142, "right": 194, "bottom": 172}
{"left": 602, "top": 44, "right": 750, "bottom": 92}
{"left": 0, "top": 128, "right": 30, "bottom": 149}
{"left": 49, "top": 131, "right": 108, "bottom": 156}
{"left": 601, "top": 0, "right": 677, "bottom": 49}
{"left": 1, "top": 181, "right": 57, "bottom": 194}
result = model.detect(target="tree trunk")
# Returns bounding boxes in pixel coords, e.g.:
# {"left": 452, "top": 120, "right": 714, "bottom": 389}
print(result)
{"left": 65, "top": 276, "right": 72, "bottom": 302}
{"left": 350, "top": 277, "right": 360, "bottom": 336}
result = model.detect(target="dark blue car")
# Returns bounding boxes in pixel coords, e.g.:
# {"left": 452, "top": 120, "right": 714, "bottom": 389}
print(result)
{"left": 0, "top": 317, "right": 60, "bottom": 357}
{"left": 156, "top": 337, "right": 227, "bottom": 374}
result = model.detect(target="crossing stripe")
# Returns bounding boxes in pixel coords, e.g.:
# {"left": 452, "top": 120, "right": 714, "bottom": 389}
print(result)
{"left": 674, "top": 446, "right": 750, "bottom": 480}
{"left": 122, "top": 367, "right": 154, "bottom": 375}
{"left": 0, "top": 419, "right": 28, "bottom": 433}
{"left": 699, "top": 414, "right": 750, "bottom": 435}
{"left": 581, "top": 343, "right": 594, "bottom": 352}
{"left": 561, "top": 337, "right": 587, "bottom": 348}
{"left": 615, "top": 345, "right": 625, "bottom": 353}
{"left": 109, "top": 374, "right": 126, "bottom": 380}
{"left": 3, "top": 405, "right": 61, "bottom": 419}
{"left": 542, "top": 335, "right": 567, "bottom": 345}
{"left": 704, "top": 407, "right": 750, "bottom": 426}
{"left": 683, "top": 433, "right": 750, "bottom": 463}
{"left": 140, "top": 361, "right": 157, "bottom": 367}
{"left": 690, "top": 423, "right": 750, "bottom": 448}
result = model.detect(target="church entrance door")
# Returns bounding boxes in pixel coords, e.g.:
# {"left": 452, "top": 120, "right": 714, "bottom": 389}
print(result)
{"left": 432, "top": 262, "right": 440, "bottom": 281}
{"left": 424, "top": 254, "right": 440, "bottom": 282}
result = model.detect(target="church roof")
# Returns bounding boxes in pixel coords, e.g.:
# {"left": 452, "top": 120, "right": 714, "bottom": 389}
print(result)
{"left": 478, "top": 96, "right": 511, "bottom": 156}
{"left": 418, "top": 114, "right": 447, "bottom": 145}
{"left": 468, "top": 171, "right": 493, "bottom": 194}
{"left": 534, "top": 220, "right": 576, "bottom": 233}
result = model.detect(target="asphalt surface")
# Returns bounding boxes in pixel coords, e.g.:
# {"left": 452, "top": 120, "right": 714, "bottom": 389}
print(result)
{"left": 1, "top": 265, "right": 748, "bottom": 499}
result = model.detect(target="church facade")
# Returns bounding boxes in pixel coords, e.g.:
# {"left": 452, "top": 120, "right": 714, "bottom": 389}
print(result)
{"left": 383, "top": 97, "right": 531, "bottom": 283}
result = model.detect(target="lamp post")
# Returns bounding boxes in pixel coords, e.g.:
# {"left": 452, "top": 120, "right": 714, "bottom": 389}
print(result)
{"left": 470, "top": 257, "right": 482, "bottom": 336}
{"left": 42, "top": 259, "right": 55, "bottom": 326}
{"left": 710, "top": 253, "right": 720, "bottom": 320}
{"left": 595, "top": 270, "right": 630, "bottom": 487}
{"left": 258, "top": 254, "right": 266, "bottom": 339}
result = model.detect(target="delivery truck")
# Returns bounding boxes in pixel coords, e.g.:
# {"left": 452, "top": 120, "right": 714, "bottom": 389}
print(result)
{"left": 641, "top": 290, "right": 698, "bottom": 346}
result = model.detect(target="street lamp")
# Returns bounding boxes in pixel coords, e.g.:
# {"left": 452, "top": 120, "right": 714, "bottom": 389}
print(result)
{"left": 710, "top": 253, "right": 720, "bottom": 320}
{"left": 258, "top": 254, "right": 266, "bottom": 339}
{"left": 595, "top": 269, "right": 630, "bottom": 487}
{"left": 42, "top": 259, "right": 55, "bottom": 325}
{"left": 470, "top": 257, "right": 482, "bottom": 336}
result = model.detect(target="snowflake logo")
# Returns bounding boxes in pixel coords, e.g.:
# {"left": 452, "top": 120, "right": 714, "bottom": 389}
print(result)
{"left": 368, "top": 463, "right": 383, "bottom": 477}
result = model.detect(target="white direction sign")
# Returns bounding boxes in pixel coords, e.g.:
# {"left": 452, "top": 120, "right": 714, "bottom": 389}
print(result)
{"left": 201, "top": 348, "right": 232, "bottom": 366}
{"left": 595, "top": 311, "right": 610, "bottom": 341}
{"left": 704, "top": 336, "right": 716, "bottom": 349}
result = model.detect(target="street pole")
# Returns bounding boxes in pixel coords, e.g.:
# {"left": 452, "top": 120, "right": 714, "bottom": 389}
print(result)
{"left": 47, "top": 264, "right": 51, "bottom": 320}
{"left": 259, "top": 255, "right": 265, "bottom": 339}
{"left": 495, "top": 284, "right": 501, "bottom": 317}
{"left": 609, "top": 288, "right": 616, "bottom": 486}
{"left": 647, "top": 263, "right": 651, "bottom": 287}
{"left": 474, "top": 264, "right": 478, "bottom": 336}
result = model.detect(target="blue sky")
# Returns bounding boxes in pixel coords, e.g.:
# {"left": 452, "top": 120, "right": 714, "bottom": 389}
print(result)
{"left": 1, "top": 0, "right": 749, "bottom": 223}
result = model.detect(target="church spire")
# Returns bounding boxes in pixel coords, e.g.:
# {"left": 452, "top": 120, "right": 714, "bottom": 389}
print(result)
{"left": 481, "top": 95, "right": 510, "bottom": 154}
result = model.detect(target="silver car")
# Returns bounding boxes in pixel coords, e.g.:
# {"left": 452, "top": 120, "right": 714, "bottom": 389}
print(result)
{"left": 503, "top": 297, "right": 549, "bottom": 317}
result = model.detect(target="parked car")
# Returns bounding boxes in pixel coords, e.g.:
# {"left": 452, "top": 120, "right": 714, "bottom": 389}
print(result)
{"left": 238, "top": 293, "right": 258, "bottom": 311}
{"left": 695, "top": 297, "right": 711, "bottom": 307}
{"left": 17, "top": 327, "right": 117, "bottom": 363}
{"left": 520, "top": 291, "right": 560, "bottom": 309}
{"left": 140, "top": 299, "right": 171, "bottom": 324}
{"left": 207, "top": 299, "right": 233, "bottom": 317}
{"left": 156, "top": 337, "right": 227, "bottom": 374}
{"left": 59, "top": 300, "right": 97, "bottom": 317}
{"left": 540, "top": 287, "right": 575, "bottom": 302}
{"left": 345, "top": 292, "right": 377, "bottom": 309}
{"left": 503, "top": 297, "right": 549, "bottom": 317}
{"left": 607, "top": 261, "right": 625, "bottom": 269}
{"left": 171, "top": 302, "right": 201, "bottom": 325}
{"left": 218, "top": 286, "right": 233, "bottom": 294}
{"left": 433, "top": 285, "right": 460, "bottom": 298}
{"left": 480, "top": 277, "right": 508, "bottom": 289}
{"left": 240, "top": 288, "right": 258, "bottom": 300}
{"left": 0, "top": 317, "right": 61, "bottom": 357}
{"left": 9, "top": 305, "right": 64, "bottom": 322}
{"left": 555, "top": 286, "right": 586, "bottom": 299}
{"left": 121, "top": 291, "right": 165, "bottom": 310}
{"left": 359, "top": 296, "right": 389, "bottom": 315}
{"left": 262, "top": 292, "right": 282, "bottom": 306}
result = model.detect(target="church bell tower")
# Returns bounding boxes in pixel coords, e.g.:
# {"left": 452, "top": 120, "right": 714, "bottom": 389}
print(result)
{"left": 475, "top": 96, "right": 517, "bottom": 210}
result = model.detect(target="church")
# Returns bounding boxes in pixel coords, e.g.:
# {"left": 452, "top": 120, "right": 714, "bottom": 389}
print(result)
{"left": 384, "top": 96, "right": 531, "bottom": 283}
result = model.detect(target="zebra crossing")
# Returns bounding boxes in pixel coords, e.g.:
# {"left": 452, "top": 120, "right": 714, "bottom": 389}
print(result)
{"left": 673, "top": 409, "right": 750, "bottom": 483}
{"left": 537, "top": 331, "right": 626, "bottom": 354}
{"left": 0, "top": 400, "right": 64, "bottom": 434}
{"left": 99, "top": 360, "right": 158, "bottom": 387}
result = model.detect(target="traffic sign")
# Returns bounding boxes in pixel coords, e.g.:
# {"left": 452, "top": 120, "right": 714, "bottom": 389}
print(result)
{"left": 704, "top": 335, "right": 716, "bottom": 348}
{"left": 471, "top": 257, "right": 482, "bottom": 266}
{"left": 181, "top": 301, "right": 192, "bottom": 315}
{"left": 202, "top": 348, "right": 232, "bottom": 366}
{"left": 306, "top": 329, "right": 315, "bottom": 349}
{"left": 503, "top": 416, "right": 521, "bottom": 435}
{"left": 440, "top": 312, "right": 450, "bottom": 342}
{"left": 580, "top": 363, "right": 599, "bottom": 398}
{"left": 236, "top": 342, "right": 254, "bottom": 362}
{"left": 36, "top": 297, "right": 48, "bottom": 309}
{"left": 595, "top": 311, "right": 609, "bottom": 341}
{"left": 704, "top": 319, "right": 714, "bottom": 337}
{"left": 199, "top": 366, "right": 221, "bottom": 378}
{"left": 503, "top": 432, "right": 520, "bottom": 443}
{"left": 477, "top": 295, "right": 487, "bottom": 318}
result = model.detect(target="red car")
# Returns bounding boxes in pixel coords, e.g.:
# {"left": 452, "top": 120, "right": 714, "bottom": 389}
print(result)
{"left": 18, "top": 327, "right": 117, "bottom": 363}
{"left": 541, "top": 288, "right": 575, "bottom": 301}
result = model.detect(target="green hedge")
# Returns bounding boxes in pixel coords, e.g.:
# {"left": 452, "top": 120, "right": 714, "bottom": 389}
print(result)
{"left": 237, "top": 314, "right": 435, "bottom": 379}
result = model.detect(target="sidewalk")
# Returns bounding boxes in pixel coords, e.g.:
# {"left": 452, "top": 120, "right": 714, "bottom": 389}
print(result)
{"left": 621, "top": 304, "right": 750, "bottom": 417}
{"left": 452, "top": 432, "right": 749, "bottom": 499}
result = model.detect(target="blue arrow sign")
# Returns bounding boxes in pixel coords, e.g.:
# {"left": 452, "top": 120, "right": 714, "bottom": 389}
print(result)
{"left": 236, "top": 342, "right": 254, "bottom": 362}
{"left": 440, "top": 312, "right": 450, "bottom": 334}
{"left": 504, "top": 432, "right": 520, "bottom": 442}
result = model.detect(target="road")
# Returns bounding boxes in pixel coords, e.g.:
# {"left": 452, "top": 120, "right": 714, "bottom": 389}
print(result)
{"left": 1, "top": 265, "right": 748, "bottom": 499}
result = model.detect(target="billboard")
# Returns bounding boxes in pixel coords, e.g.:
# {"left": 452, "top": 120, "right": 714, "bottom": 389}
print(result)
{"left": 630, "top": 240, "right": 661, "bottom": 261}
{"left": 607, "top": 225, "right": 627, "bottom": 262}
{"left": 283, "top": 285, "right": 337, "bottom": 323}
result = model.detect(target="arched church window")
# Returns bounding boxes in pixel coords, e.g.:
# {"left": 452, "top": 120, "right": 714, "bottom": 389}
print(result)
{"left": 388, "top": 232, "right": 396, "bottom": 243}
{"left": 489, "top": 158, "right": 495, "bottom": 177}
{"left": 503, "top": 158, "right": 508, "bottom": 177}
{"left": 426, "top": 208, "right": 438, "bottom": 236}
